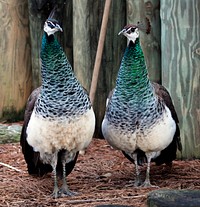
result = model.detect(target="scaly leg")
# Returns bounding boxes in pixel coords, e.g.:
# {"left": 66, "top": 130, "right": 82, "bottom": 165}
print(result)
{"left": 50, "top": 152, "right": 60, "bottom": 198}
{"left": 127, "top": 152, "right": 142, "bottom": 186}
{"left": 59, "top": 151, "right": 77, "bottom": 196}
{"left": 141, "top": 152, "right": 158, "bottom": 187}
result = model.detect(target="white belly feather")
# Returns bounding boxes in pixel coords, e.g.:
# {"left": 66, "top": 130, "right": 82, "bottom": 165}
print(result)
{"left": 102, "top": 106, "right": 176, "bottom": 153}
{"left": 27, "top": 108, "right": 95, "bottom": 156}
{"left": 102, "top": 118, "right": 137, "bottom": 152}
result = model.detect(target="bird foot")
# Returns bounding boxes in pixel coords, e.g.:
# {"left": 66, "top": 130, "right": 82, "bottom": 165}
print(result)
{"left": 51, "top": 187, "right": 60, "bottom": 199}
{"left": 59, "top": 186, "right": 78, "bottom": 197}
{"left": 140, "top": 180, "right": 158, "bottom": 188}
{"left": 126, "top": 178, "right": 142, "bottom": 187}
{"left": 134, "top": 179, "right": 142, "bottom": 187}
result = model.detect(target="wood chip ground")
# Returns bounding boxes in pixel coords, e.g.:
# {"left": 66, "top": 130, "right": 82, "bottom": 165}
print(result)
{"left": 1, "top": 139, "right": 200, "bottom": 207}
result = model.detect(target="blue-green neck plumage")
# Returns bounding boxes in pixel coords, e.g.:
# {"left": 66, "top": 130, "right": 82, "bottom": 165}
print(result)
{"left": 115, "top": 38, "right": 154, "bottom": 104}
{"left": 35, "top": 33, "right": 91, "bottom": 118}
{"left": 40, "top": 33, "right": 72, "bottom": 85}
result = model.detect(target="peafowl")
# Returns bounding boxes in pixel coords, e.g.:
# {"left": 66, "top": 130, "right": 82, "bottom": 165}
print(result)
{"left": 20, "top": 86, "right": 80, "bottom": 178}
{"left": 20, "top": 17, "right": 95, "bottom": 198}
{"left": 102, "top": 19, "right": 182, "bottom": 187}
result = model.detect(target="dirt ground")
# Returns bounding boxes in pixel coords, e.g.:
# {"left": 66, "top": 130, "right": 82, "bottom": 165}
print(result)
{"left": 1, "top": 138, "right": 200, "bottom": 207}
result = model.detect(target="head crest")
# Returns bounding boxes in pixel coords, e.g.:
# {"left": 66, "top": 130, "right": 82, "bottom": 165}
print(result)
{"left": 48, "top": 5, "right": 58, "bottom": 19}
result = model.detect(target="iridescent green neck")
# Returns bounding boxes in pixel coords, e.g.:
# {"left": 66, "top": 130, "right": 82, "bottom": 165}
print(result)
{"left": 35, "top": 33, "right": 91, "bottom": 118}
{"left": 40, "top": 33, "right": 73, "bottom": 83}
{"left": 115, "top": 38, "right": 154, "bottom": 102}
{"left": 39, "top": 32, "right": 80, "bottom": 99}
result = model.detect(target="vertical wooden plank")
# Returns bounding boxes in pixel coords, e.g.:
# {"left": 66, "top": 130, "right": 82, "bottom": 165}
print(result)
{"left": 161, "top": 0, "right": 200, "bottom": 158}
{"left": 62, "top": 1, "right": 73, "bottom": 66}
{"left": 73, "top": 0, "right": 104, "bottom": 137}
{"left": 73, "top": 0, "right": 92, "bottom": 91}
{"left": 126, "top": 0, "right": 161, "bottom": 83}
{"left": 28, "top": 0, "right": 44, "bottom": 88}
{"left": 73, "top": 0, "right": 126, "bottom": 137}
{"left": 89, "top": 0, "right": 112, "bottom": 105}
{"left": 0, "top": 0, "right": 32, "bottom": 119}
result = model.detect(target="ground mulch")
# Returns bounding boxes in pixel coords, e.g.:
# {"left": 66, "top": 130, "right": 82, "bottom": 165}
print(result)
{"left": 1, "top": 138, "right": 200, "bottom": 207}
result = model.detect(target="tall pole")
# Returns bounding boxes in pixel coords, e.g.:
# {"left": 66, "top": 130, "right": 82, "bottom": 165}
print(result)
{"left": 89, "top": 0, "right": 112, "bottom": 105}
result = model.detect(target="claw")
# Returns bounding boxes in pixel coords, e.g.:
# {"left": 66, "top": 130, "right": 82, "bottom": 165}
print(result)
{"left": 59, "top": 186, "right": 78, "bottom": 197}
{"left": 140, "top": 180, "right": 158, "bottom": 188}
{"left": 51, "top": 186, "right": 60, "bottom": 198}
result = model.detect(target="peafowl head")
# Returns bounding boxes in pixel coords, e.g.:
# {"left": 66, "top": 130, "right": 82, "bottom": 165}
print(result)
{"left": 44, "top": 18, "right": 63, "bottom": 36}
{"left": 118, "top": 18, "right": 151, "bottom": 44}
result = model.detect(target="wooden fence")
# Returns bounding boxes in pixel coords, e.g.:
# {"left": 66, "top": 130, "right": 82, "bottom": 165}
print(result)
{"left": 0, "top": 0, "right": 199, "bottom": 158}
{"left": 161, "top": 0, "right": 200, "bottom": 158}
{"left": 0, "top": 0, "right": 32, "bottom": 120}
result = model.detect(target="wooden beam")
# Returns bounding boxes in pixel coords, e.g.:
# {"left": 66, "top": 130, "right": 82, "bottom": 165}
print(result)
{"left": 0, "top": 1, "right": 32, "bottom": 119}
{"left": 161, "top": 0, "right": 200, "bottom": 158}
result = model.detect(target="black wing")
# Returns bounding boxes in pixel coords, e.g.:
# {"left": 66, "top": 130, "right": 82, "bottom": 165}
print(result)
{"left": 20, "top": 87, "right": 79, "bottom": 176}
{"left": 20, "top": 87, "right": 51, "bottom": 176}
{"left": 152, "top": 82, "right": 179, "bottom": 123}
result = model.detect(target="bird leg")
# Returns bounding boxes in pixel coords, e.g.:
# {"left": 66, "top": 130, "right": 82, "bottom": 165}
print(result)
{"left": 50, "top": 152, "right": 60, "bottom": 198}
{"left": 59, "top": 151, "right": 77, "bottom": 196}
{"left": 141, "top": 152, "right": 158, "bottom": 188}
{"left": 127, "top": 153, "right": 142, "bottom": 186}
{"left": 134, "top": 159, "right": 141, "bottom": 186}
{"left": 133, "top": 153, "right": 142, "bottom": 186}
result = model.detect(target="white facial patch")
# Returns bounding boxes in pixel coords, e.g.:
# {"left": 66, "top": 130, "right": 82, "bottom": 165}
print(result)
{"left": 44, "top": 22, "right": 55, "bottom": 36}
{"left": 126, "top": 27, "right": 139, "bottom": 43}
{"left": 43, "top": 21, "right": 62, "bottom": 36}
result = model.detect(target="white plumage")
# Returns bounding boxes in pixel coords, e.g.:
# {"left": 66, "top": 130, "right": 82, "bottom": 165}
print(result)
{"left": 102, "top": 105, "right": 175, "bottom": 153}
{"left": 27, "top": 108, "right": 95, "bottom": 157}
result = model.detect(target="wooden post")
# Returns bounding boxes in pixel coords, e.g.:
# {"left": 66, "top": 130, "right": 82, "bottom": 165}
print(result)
{"left": 126, "top": 0, "right": 161, "bottom": 83}
{"left": 0, "top": 0, "right": 32, "bottom": 120}
{"left": 28, "top": 0, "right": 43, "bottom": 88}
{"left": 73, "top": 0, "right": 92, "bottom": 91}
{"left": 89, "top": 0, "right": 112, "bottom": 105}
{"left": 161, "top": 0, "right": 200, "bottom": 158}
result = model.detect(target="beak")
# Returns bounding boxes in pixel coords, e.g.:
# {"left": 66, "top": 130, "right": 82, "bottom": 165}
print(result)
{"left": 118, "top": 28, "right": 126, "bottom": 36}
{"left": 56, "top": 24, "right": 63, "bottom": 32}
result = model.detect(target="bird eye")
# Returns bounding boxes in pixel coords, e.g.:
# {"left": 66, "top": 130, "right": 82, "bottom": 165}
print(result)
{"left": 47, "top": 21, "right": 55, "bottom": 29}
{"left": 131, "top": 28, "right": 136, "bottom": 32}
